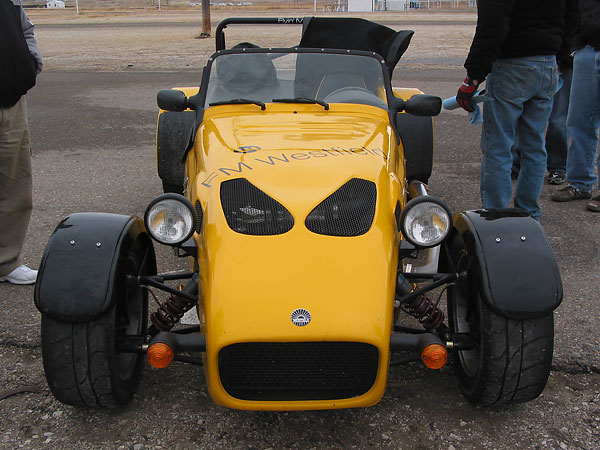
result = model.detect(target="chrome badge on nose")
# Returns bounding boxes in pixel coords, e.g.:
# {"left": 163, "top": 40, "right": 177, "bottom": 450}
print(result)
{"left": 291, "top": 308, "right": 311, "bottom": 327}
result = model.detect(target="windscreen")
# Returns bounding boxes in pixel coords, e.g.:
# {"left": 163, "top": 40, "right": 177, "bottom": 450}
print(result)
{"left": 204, "top": 51, "right": 388, "bottom": 110}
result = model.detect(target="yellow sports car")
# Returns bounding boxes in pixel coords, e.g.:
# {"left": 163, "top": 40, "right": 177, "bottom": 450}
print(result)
{"left": 35, "top": 17, "right": 563, "bottom": 410}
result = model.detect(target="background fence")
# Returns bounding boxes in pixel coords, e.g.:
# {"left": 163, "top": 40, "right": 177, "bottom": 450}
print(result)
{"left": 25, "top": 0, "right": 476, "bottom": 11}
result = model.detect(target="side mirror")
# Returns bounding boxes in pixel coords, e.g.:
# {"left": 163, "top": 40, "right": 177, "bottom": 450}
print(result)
{"left": 399, "top": 94, "right": 442, "bottom": 117}
{"left": 157, "top": 89, "right": 189, "bottom": 112}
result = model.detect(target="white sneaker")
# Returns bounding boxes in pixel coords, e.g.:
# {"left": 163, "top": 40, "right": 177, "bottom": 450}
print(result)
{"left": 0, "top": 265, "right": 38, "bottom": 285}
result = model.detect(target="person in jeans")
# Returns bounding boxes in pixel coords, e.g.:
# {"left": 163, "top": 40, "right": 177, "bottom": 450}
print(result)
{"left": 511, "top": 70, "right": 573, "bottom": 185}
{"left": 551, "top": 0, "right": 600, "bottom": 212}
{"left": 456, "top": 0, "right": 572, "bottom": 220}
{"left": 0, "top": 0, "right": 43, "bottom": 284}
{"left": 511, "top": 8, "right": 577, "bottom": 187}
{"left": 545, "top": 66, "right": 573, "bottom": 185}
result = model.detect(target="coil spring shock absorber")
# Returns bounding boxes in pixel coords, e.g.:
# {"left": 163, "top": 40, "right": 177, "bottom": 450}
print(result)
{"left": 151, "top": 294, "right": 196, "bottom": 331}
{"left": 396, "top": 273, "right": 444, "bottom": 330}
{"left": 150, "top": 274, "right": 199, "bottom": 332}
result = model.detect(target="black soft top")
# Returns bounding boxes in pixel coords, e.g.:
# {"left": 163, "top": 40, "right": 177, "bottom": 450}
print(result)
{"left": 299, "top": 17, "right": 413, "bottom": 75}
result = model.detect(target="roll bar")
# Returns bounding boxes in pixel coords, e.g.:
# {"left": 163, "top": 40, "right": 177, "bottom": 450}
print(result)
{"left": 215, "top": 17, "right": 305, "bottom": 51}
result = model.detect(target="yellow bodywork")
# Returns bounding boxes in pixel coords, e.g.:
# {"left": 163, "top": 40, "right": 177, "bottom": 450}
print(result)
{"left": 160, "top": 87, "right": 425, "bottom": 410}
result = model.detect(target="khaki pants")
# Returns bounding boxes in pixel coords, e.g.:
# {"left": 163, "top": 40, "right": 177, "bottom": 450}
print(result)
{"left": 0, "top": 97, "right": 33, "bottom": 277}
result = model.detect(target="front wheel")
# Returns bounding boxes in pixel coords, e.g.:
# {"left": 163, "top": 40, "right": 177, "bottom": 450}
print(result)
{"left": 447, "top": 234, "right": 554, "bottom": 405}
{"left": 41, "top": 235, "right": 154, "bottom": 408}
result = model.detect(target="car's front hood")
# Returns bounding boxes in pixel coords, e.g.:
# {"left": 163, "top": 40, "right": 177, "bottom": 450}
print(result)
{"left": 192, "top": 104, "right": 403, "bottom": 342}
{"left": 193, "top": 104, "right": 402, "bottom": 194}
{"left": 191, "top": 105, "right": 403, "bottom": 409}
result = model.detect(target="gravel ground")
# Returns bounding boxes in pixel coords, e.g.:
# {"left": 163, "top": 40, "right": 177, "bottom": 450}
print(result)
{"left": 1, "top": 347, "right": 599, "bottom": 449}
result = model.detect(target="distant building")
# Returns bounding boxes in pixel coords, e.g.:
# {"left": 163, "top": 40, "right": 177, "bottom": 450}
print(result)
{"left": 348, "top": 0, "right": 476, "bottom": 10}
{"left": 348, "top": 0, "right": 412, "bottom": 11}
{"left": 347, "top": 0, "right": 372, "bottom": 11}
{"left": 47, "top": 0, "right": 66, "bottom": 7}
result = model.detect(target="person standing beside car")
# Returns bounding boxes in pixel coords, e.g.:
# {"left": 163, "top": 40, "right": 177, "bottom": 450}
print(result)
{"left": 551, "top": 0, "right": 600, "bottom": 212}
{"left": 543, "top": 57, "right": 573, "bottom": 186}
{"left": 511, "top": 0, "right": 578, "bottom": 186}
{"left": 0, "top": 0, "right": 43, "bottom": 285}
{"left": 456, "top": 0, "right": 571, "bottom": 220}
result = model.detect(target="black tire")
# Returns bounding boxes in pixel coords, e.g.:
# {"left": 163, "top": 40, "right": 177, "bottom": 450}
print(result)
{"left": 447, "top": 233, "right": 554, "bottom": 405}
{"left": 41, "top": 236, "right": 154, "bottom": 408}
{"left": 157, "top": 110, "right": 195, "bottom": 194}
{"left": 395, "top": 113, "right": 433, "bottom": 184}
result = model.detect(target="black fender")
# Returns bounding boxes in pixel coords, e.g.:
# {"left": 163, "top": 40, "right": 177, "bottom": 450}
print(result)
{"left": 445, "top": 209, "right": 562, "bottom": 319}
{"left": 156, "top": 110, "right": 196, "bottom": 192}
{"left": 395, "top": 113, "right": 433, "bottom": 184}
{"left": 34, "top": 213, "right": 156, "bottom": 322}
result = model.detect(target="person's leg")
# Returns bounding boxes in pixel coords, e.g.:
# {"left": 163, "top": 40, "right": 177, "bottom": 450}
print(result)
{"left": 511, "top": 136, "right": 521, "bottom": 180}
{"left": 0, "top": 98, "right": 33, "bottom": 277}
{"left": 545, "top": 67, "right": 572, "bottom": 182}
{"left": 563, "top": 46, "right": 600, "bottom": 193}
{"left": 481, "top": 58, "right": 535, "bottom": 210}
{"left": 514, "top": 59, "right": 558, "bottom": 218}
{"left": 585, "top": 47, "right": 600, "bottom": 212}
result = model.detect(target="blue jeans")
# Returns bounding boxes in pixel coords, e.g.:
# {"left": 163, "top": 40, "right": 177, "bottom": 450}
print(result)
{"left": 512, "top": 68, "right": 572, "bottom": 174}
{"left": 546, "top": 68, "right": 572, "bottom": 173}
{"left": 565, "top": 45, "right": 600, "bottom": 192}
{"left": 482, "top": 56, "right": 558, "bottom": 219}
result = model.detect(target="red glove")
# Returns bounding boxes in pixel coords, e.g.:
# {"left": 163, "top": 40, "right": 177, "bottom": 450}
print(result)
{"left": 456, "top": 76, "right": 479, "bottom": 112}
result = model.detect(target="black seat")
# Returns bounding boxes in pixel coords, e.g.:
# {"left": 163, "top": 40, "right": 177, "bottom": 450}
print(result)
{"left": 215, "top": 42, "right": 278, "bottom": 97}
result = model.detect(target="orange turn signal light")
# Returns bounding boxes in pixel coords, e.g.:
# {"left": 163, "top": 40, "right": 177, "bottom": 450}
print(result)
{"left": 147, "top": 342, "right": 174, "bottom": 369}
{"left": 421, "top": 343, "right": 448, "bottom": 370}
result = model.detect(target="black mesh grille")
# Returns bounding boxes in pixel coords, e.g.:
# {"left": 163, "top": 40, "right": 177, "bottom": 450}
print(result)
{"left": 305, "top": 178, "right": 376, "bottom": 236}
{"left": 220, "top": 178, "right": 294, "bottom": 235}
{"left": 195, "top": 200, "right": 203, "bottom": 234}
{"left": 218, "top": 342, "right": 379, "bottom": 401}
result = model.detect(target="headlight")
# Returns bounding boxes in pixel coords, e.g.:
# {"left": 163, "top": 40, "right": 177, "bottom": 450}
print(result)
{"left": 400, "top": 196, "right": 452, "bottom": 248}
{"left": 144, "top": 194, "right": 197, "bottom": 245}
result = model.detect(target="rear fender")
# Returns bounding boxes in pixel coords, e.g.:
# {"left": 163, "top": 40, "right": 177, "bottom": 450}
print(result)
{"left": 445, "top": 210, "right": 562, "bottom": 319}
{"left": 34, "top": 213, "right": 155, "bottom": 322}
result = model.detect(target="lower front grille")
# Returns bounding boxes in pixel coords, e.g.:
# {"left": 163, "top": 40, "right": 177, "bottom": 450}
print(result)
{"left": 218, "top": 342, "right": 379, "bottom": 401}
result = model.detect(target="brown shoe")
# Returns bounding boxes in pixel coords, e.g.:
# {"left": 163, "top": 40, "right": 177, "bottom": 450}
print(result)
{"left": 551, "top": 185, "right": 592, "bottom": 202}
{"left": 587, "top": 195, "right": 600, "bottom": 212}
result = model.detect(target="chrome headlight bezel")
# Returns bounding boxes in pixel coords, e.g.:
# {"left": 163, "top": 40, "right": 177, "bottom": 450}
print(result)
{"left": 144, "top": 194, "right": 197, "bottom": 246}
{"left": 400, "top": 196, "right": 452, "bottom": 248}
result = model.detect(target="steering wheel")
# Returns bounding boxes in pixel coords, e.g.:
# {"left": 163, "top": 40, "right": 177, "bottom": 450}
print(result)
{"left": 322, "top": 87, "right": 387, "bottom": 109}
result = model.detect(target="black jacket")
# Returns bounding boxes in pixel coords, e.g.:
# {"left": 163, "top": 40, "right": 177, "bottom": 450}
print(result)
{"left": 573, "top": 0, "right": 600, "bottom": 51}
{"left": 0, "top": 0, "right": 38, "bottom": 108}
{"left": 558, "top": 0, "right": 579, "bottom": 69}
{"left": 465, "top": 0, "right": 567, "bottom": 81}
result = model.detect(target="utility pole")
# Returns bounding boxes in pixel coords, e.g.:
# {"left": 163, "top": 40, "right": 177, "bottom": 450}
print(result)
{"left": 200, "top": 0, "right": 211, "bottom": 38}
